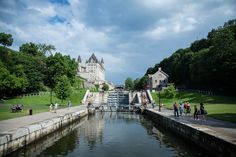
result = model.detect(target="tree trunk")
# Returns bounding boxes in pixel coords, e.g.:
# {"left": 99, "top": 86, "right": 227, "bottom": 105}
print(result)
{"left": 50, "top": 89, "right": 53, "bottom": 104}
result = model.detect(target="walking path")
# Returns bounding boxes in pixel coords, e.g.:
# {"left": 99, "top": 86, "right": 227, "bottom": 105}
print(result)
{"left": 0, "top": 105, "right": 86, "bottom": 133}
{"left": 150, "top": 107, "right": 236, "bottom": 145}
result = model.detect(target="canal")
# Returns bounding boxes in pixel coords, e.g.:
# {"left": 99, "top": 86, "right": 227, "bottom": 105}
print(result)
{"left": 7, "top": 112, "right": 207, "bottom": 157}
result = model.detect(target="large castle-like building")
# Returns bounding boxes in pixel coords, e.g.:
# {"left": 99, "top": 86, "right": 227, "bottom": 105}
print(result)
{"left": 77, "top": 53, "right": 105, "bottom": 85}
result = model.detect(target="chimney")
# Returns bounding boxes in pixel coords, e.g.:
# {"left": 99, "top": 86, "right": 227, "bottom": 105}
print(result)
{"left": 158, "top": 67, "right": 161, "bottom": 71}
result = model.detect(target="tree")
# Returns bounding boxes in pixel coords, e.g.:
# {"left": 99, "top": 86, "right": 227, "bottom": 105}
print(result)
{"left": 133, "top": 78, "right": 140, "bottom": 90}
{"left": 133, "top": 76, "right": 149, "bottom": 90}
{"left": 190, "top": 38, "right": 210, "bottom": 52}
{"left": 19, "top": 42, "right": 40, "bottom": 56}
{"left": 0, "top": 32, "right": 13, "bottom": 47}
{"left": 102, "top": 83, "right": 109, "bottom": 91}
{"left": 44, "top": 53, "right": 77, "bottom": 103}
{"left": 138, "top": 76, "right": 149, "bottom": 89}
{"left": 38, "top": 43, "right": 56, "bottom": 56}
{"left": 54, "top": 75, "right": 71, "bottom": 103}
{"left": 0, "top": 61, "right": 28, "bottom": 98}
{"left": 163, "top": 84, "right": 176, "bottom": 98}
{"left": 144, "top": 19, "right": 236, "bottom": 95}
{"left": 125, "top": 77, "right": 134, "bottom": 91}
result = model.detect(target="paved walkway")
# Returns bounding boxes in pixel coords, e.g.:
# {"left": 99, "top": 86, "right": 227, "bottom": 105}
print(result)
{"left": 0, "top": 105, "right": 86, "bottom": 133}
{"left": 150, "top": 107, "right": 236, "bottom": 145}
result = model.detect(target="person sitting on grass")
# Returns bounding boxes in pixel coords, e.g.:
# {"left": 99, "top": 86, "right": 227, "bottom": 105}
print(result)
{"left": 16, "top": 104, "right": 23, "bottom": 111}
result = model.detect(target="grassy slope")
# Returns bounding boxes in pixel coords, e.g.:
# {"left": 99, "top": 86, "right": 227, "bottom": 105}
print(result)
{"left": 151, "top": 91, "right": 236, "bottom": 123}
{"left": 0, "top": 90, "right": 86, "bottom": 120}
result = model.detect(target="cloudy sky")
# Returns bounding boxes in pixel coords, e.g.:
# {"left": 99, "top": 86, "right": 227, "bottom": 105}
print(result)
{"left": 0, "top": 0, "right": 236, "bottom": 84}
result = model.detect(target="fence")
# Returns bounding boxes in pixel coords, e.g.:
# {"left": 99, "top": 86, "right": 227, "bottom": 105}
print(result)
{"left": 19, "top": 92, "right": 51, "bottom": 97}
{"left": 176, "top": 88, "right": 213, "bottom": 95}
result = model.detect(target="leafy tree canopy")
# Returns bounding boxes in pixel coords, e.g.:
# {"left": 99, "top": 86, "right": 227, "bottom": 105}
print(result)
{"left": 125, "top": 77, "right": 134, "bottom": 91}
{"left": 54, "top": 75, "right": 72, "bottom": 103}
{"left": 102, "top": 83, "right": 109, "bottom": 91}
{"left": 145, "top": 19, "right": 236, "bottom": 96}
{"left": 0, "top": 32, "right": 13, "bottom": 47}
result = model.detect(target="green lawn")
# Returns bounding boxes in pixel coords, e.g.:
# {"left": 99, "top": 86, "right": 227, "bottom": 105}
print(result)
{"left": 0, "top": 90, "right": 86, "bottom": 120}
{"left": 151, "top": 91, "right": 236, "bottom": 123}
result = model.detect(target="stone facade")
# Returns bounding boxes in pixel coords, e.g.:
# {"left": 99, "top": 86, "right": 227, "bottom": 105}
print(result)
{"left": 77, "top": 54, "right": 105, "bottom": 85}
{"left": 148, "top": 67, "right": 168, "bottom": 91}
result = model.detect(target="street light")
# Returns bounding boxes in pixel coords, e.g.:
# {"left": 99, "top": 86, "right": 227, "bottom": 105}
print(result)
{"left": 159, "top": 90, "right": 161, "bottom": 111}
{"left": 157, "top": 86, "right": 162, "bottom": 111}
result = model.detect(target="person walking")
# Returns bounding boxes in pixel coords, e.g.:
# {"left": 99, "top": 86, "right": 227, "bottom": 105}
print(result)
{"left": 173, "top": 102, "right": 179, "bottom": 117}
{"left": 50, "top": 103, "right": 54, "bottom": 112}
{"left": 179, "top": 102, "right": 184, "bottom": 116}
{"left": 67, "top": 101, "right": 71, "bottom": 109}
{"left": 193, "top": 105, "right": 200, "bottom": 120}
{"left": 54, "top": 102, "right": 58, "bottom": 113}
{"left": 200, "top": 102, "right": 207, "bottom": 120}
{"left": 200, "top": 103, "right": 205, "bottom": 115}
{"left": 186, "top": 102, "right": 191, "bottom": 115}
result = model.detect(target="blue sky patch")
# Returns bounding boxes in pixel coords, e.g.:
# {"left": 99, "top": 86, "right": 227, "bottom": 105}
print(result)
{"left": 49, "top": 15, "right": 66, "bottom": 24}
{"left": 49, "top": 0, "right": 69, "bottom": 6}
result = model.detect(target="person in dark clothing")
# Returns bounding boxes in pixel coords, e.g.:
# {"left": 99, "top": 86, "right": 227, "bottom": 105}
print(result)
{"left": 200, "top": 103, "right": 205, "bottom": 115}
{"left": 194, "top": 105, "right": 200, "bottom": 120}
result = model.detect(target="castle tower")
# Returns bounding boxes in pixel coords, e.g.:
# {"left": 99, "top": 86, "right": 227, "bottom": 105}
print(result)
{"left": 77, "top": 54, "right": 105, "bottom": 85}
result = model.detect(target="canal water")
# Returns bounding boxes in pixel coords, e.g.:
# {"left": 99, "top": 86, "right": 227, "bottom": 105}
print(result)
{"left": 8, "top": 112, "right": 207, "bottom": 157}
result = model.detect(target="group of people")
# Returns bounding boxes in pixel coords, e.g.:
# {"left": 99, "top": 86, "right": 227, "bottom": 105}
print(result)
{"left": 50, "top": 102, "right": 59, "bottom": 113}
{"left": 173, "top": 101, "right": 191, "bottom": 117}
{"left": 50, "top": 101, "right": 72, "bottom": 113}
{"left": 173, "top": 101, "right": 207, "bottom": 120}
{"left": 49, "top": 101, "right": 72, "bottom": 113}
{"left": 11, "top": 104, "right": 23, "bottom": 112}
{"left": 193, "top": 103, "right": 207, "bottom": 120}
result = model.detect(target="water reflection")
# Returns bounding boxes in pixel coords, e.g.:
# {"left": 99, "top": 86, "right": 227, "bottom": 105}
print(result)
{"left": 83, "top": 113, "right": 104, "bottom": 150}
{"left": 7, "top": 112, "right": 208, "bottom": 157}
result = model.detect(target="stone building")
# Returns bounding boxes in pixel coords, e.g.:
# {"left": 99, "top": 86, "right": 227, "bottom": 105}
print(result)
{"left": 77, "top": 53, "right": 105, "bottom": 85}
{"left": 148, "top": 67, "right": 169, "bottom": 91}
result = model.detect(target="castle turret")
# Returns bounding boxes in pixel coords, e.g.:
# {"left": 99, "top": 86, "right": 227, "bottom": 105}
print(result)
{"left": 77, "top": 55, "right": 82, "bottom": 63}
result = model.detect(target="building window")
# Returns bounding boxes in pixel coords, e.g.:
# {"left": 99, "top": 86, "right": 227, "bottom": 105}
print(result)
{"left": 155, "top": 80, "right": 157, "bottom": 83}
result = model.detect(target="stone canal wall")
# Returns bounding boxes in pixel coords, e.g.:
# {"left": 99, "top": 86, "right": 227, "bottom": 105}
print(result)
{"left": 145, "top": 109, "right": 236, "bottom": 157}
{"left": 0, "top": 109, "right": 89, "bottom": 157}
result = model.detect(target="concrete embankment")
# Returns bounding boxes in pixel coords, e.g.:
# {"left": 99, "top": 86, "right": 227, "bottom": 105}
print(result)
{"left": 144, "top": 109, "right": 236, "bottom": 157}
{"left": 0, "top": 109, "right": 89, "bottom": 157}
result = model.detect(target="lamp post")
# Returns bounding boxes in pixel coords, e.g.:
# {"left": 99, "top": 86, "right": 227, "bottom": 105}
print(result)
{"left": 159, "top": 90, "right": 161, "bottom": 111}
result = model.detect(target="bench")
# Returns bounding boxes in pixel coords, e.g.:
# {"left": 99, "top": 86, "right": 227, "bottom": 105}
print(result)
{"left": 11, "top": 105, "right": 23, "bottom": 112}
